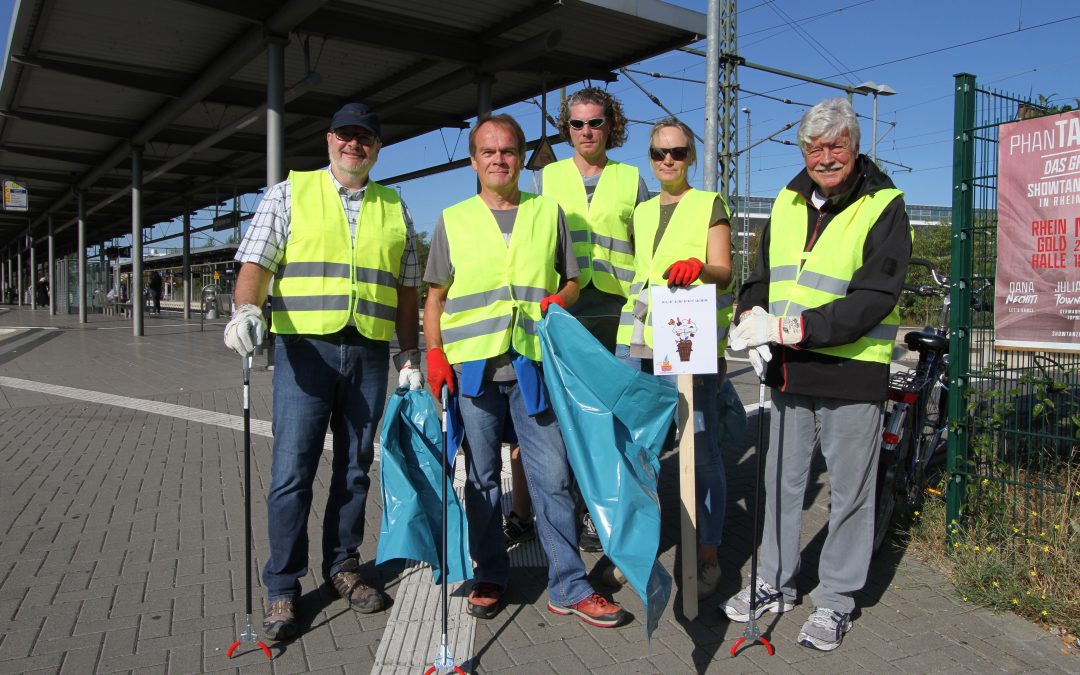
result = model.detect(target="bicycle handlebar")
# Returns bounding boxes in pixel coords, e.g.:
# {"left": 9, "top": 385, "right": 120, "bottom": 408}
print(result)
{"left": 903, "top": 258, "right": 951, "bottom": 297}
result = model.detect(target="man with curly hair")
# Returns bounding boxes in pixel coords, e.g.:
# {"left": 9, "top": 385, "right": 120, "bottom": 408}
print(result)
{"left": 526, "top": 88, "right": 650, "bottom": 554}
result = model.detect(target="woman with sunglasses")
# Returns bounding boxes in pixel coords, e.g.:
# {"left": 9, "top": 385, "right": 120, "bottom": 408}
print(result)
{"left": 615, "top": 116, "right": 735, "bottom": 600}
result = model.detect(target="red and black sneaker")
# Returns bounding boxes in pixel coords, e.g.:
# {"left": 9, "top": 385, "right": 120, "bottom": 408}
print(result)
{"left": 548, "top": 592, "right": 628, "bottom": 628}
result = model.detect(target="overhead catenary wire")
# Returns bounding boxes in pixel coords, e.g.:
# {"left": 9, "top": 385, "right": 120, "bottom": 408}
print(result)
{"left": 762, "top": 0, "right": 859, "bottom": 85}
{"left": 618, "top": 67, "right": 704, "bottom": 143}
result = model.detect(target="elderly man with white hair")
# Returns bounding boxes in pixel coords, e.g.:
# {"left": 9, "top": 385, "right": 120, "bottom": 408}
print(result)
{"left": 723, "top": 97, "right": 912, "bottom": 652}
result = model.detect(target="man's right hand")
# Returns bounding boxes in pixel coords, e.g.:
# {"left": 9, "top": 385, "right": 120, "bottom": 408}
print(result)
{"left": 426, "top": 347, "right": 455, "bottom": 395}
{"left": 223, "top": 304, "right": 266, "bottom": 356}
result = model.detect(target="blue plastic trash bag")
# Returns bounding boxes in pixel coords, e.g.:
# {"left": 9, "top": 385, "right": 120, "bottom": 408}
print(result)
{"left": 538, "top": 305, "right": 676, "bottom": 640}
{"left": 376, "top": 386, "right": 471, "bottom": 584}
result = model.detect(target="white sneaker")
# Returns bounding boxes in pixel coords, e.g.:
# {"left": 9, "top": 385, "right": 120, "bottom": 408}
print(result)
{"left": 722, "top": 578, "right": 794, "bottom": 622}
{"left": 797, "top": 607, "right": 852, "bottom": 651}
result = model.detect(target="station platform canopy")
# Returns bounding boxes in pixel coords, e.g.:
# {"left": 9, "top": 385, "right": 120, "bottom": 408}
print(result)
{"left": 0, "top": 0, "right": 706, "bottom": 258}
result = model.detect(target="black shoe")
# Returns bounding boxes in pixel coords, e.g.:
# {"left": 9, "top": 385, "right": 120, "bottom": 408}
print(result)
{"left": 579, "top": 511, "right": 602, "bottom": 552}
{"left": 466, "top": 582, "right": 504, "bottom": 620}
{"left": 504, "top": 511, "right": 536, "bottom": 548}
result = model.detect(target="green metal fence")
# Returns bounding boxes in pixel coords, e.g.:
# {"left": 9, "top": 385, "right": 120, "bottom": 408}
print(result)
{"left": 947, "top": 73, "right": 1080, "bottom": 544}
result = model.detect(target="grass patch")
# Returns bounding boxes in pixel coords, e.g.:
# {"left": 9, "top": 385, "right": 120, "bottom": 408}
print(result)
{"left": 904, "top": 470, "right": 1080, "bottom": 641}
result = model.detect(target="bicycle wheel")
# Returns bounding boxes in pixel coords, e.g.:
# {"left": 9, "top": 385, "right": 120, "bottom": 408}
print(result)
{"left": 873, "top": 420, "right": 912, "bottom": 555}
{"left": 910, "top": 381, "right": 949, "bottom": 507}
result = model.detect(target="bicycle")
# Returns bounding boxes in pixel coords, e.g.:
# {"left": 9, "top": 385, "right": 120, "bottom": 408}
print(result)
{"left": 872, "top": 258, "right": 957, "bottom": 554}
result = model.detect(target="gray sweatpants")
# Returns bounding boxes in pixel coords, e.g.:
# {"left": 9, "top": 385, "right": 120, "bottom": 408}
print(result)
{"left": 758, "top": 389, "right": 883, "bottom": 614}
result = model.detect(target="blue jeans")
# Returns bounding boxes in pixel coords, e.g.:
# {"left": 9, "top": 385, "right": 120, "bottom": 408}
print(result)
{"left": 619, "top": 353, "right": 728, "bottom": 548}
{"left": 262, "top": 330, "right": 389, "bottom": 601}
{"left": 456, "top": 379, "right": 593, "bottom": 607}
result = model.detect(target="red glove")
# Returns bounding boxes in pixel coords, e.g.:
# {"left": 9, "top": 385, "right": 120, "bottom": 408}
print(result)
{"left": 539, "top": 294, "right": 566, "bottom": 315}
{"left": 663, "top": 257, "right": 704, "bottom": 287}
{"left": 426, "top": 347, "right": 455, "bottom": 395}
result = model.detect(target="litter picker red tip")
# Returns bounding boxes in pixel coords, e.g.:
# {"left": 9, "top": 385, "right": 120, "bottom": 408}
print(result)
{"left": 227, "top": 352, "right": 272, "bottom": 660}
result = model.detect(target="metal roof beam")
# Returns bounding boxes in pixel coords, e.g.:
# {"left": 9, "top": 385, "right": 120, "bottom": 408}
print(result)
{"left": 11, "top": 53, "right": 188, "bottom": 98}
{"left": 34, "top": 0, "right": 330, "bottom": 232}
{"left": 0, "top": 108, "right": 139, "bottom": 139}
{"left": 298, "top": 9, "right": 482, "bottom": 65}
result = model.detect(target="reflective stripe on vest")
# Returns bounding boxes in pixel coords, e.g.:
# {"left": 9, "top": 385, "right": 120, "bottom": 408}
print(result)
{"left": 440, "top": 193, "right": 560, "bottom": 363}
{"left": 616, "top": 189, "right": 735, "bottom": 354}
{"left": 767, "top": 187, "right": 907, "bottom": 363}
{"left": 542, "top": 158, "right": 637, "bottom": 296}
{"left": 271, "top": 171, "right": 406, "bottom": 340}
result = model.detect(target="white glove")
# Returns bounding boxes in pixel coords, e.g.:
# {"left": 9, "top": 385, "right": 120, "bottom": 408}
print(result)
{"left": 748, "top": 344, "right": 772, "bottom": 380}
{"left": 394, "top": 349, "right": 425, "bottom": 391}
{"left": 729, "top": 305, "right": 804, "bottom": 350}
{"left": 223, "top": 304, "right": 266, "bottom": 356}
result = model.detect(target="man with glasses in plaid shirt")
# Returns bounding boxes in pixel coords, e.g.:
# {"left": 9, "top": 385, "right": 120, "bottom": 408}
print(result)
{"left": 223, "top": 102, "right": 422, "bottom": 642}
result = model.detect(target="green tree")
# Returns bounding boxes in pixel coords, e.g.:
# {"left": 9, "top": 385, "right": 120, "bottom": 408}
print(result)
{"left": 900, "top": 219, "right": 951, "bottom": 325}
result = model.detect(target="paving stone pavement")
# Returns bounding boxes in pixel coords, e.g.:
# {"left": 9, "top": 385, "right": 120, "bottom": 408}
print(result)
{"left": 0, "top": 306, "right": 1076, "bottom": 674}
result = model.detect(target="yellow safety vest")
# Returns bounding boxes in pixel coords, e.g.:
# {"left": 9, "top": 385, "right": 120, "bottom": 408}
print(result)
{"left": 542, "top": 159, "right": 637, "bottom": 297}
{"left": 440, "top": 193, "right": 560, "bottom": 363}
{"left": 271, "top": 170, "right": 406, "bottom": 340}
{"left": 616, "top": 189, "right": 735, "bottom": 355}
{"left": 767, "top": 187, "right": 907, "bottom": 363}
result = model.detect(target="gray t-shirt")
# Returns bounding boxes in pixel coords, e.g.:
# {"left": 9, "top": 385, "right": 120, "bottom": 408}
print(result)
{"left": 424, "top": 204, "right": 577, "bottom": 285}
{"left": 424, "top": 199, "right": 578, "bottom": 381}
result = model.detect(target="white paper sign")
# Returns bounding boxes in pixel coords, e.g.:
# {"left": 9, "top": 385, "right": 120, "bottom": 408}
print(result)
{"left": 3, "top": 181, "right": 28, "bottom": 212}
{"left": 649, "top": 284, "right": 718, "bottom": 376}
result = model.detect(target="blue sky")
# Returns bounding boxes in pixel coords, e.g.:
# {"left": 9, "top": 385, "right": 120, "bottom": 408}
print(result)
{"left": 2, "top": 0, "right": 1079, "bottom": 243}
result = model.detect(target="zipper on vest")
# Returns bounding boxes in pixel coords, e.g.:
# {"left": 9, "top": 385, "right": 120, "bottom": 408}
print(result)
{"left": 803, "top": 207, "right": 828, "bottom": 268}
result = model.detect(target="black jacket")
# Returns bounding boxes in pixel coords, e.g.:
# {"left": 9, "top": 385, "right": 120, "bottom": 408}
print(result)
{"left": 737, "top": 156, "right": 911, "bottom": 401}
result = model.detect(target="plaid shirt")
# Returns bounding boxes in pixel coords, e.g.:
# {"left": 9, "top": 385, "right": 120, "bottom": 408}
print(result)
{"left": 235, "top": 167, "right": 420, "bottom": 287}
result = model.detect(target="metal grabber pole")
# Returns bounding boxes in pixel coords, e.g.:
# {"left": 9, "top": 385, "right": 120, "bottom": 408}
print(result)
{"left": 731, "top": 374, "right": 776, "bottom": 657}
{"left": 228, "top": 351, "right": 272, "bottom": 660}
{"left": 425, "top": 386, "right": 465, "bottom": 675}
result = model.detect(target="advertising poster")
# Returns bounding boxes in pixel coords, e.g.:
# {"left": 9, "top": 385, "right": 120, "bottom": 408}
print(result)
{"left": 995, "top": 109, "right": 1080, "bottom": 352}
{"left": 649, "top": 284, "right": 717, "bottom": 376}
{"left": 3, "top": 180, "right": 28, "bottom": 212}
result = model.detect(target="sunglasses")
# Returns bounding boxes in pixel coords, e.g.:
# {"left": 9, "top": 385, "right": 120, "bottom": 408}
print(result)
{"left": 649, "top": 146, "right": 689, "bottom": 162}
{"left": 332, "top": 128, "right": 377, "bottom": 144}
{"left": 568, "top": 117, "right": 607, "bottom": 130}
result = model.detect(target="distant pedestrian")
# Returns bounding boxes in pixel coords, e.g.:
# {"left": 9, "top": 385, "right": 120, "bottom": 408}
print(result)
{"left": 148, "top": 271, "right": 163, "bottom": 314}
{"left": 35, "top": 276, "right": 49, "bottom": 308}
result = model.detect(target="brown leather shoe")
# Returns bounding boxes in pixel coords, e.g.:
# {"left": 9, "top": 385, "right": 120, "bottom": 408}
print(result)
{"left": 328, "top": 559, "right": 386, "bottom": 613}
{"left": 262, "top": 598, "right": 298, "bottom": 641}
{"left": 466, "top": 582, "right": 504, "bottom": 619}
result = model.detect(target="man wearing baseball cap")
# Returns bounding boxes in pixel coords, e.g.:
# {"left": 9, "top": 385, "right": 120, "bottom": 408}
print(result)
{"left": 224, "top": 102, "right": 422, "bottom": 641}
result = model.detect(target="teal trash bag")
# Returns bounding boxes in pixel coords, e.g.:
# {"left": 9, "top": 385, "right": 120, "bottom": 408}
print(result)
{"left": 538, "top": 305, "right": 675, "bottom": 641}
{"left": 376, "top": 386, "right": 471, "bottom": 584}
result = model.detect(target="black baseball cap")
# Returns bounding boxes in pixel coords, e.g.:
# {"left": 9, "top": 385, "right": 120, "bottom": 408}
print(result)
{"left": 329, "top": 102, "right": 380, "bottom": 138}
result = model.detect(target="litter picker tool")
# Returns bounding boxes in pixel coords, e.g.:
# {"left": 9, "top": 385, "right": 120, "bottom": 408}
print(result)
{"left": 730, "top": 376, "right": 775, "bottom": 657}
{"left": 424, "top": 386, "right": 465, "bottom": 675}
{"left": 227, "top": 352, "right": 272, "bottom": 660}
